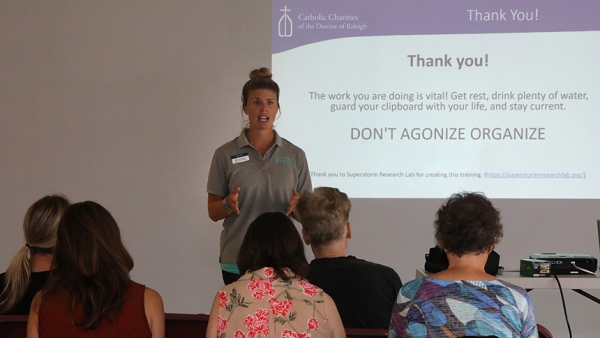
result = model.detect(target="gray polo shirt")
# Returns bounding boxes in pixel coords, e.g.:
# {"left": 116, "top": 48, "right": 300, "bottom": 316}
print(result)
{"left": 207, "top": 129, "right": 312, "bottom": 265}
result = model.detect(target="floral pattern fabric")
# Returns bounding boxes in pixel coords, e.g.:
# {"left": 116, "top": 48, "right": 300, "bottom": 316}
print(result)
{"left": 389, "top": 278, "right": 538, "bottom": 338}
{"left": 216, "top": 267, "right": 333, "bottom": 338}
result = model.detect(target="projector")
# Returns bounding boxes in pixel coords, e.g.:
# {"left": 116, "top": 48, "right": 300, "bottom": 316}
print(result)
{"left": 529, "top": 253, "right": 598, "bottom": 274}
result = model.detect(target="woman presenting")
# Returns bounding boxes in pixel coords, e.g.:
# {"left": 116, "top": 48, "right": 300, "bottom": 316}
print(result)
{"left": 207, "top": 67, "right": 312, "bottom": 285}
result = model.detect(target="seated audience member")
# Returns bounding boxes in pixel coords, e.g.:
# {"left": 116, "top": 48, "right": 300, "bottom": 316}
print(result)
{"left": 27, "top": 201, "right": 165, "bottom": 338}
{"left": 207, "top": 212, "right": 345, "bottom": 338}
{"left": 0, "top": 194, "right": 70, "bottom": 315}
{"left": 295, "top": 187, "right": 402, "bottom": 329}
{"left": 389, "top": 192, "right": 537, "bottom": 338}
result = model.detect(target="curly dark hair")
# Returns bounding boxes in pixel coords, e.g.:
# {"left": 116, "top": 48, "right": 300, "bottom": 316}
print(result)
{"left": 434, "top": 192, "right": 503, "bottom": 257}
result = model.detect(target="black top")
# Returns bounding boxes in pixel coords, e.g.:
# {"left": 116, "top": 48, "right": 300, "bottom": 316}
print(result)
{"left": 0, "top": 270, "right": 50, "bottom": 314}
{"left": 307, "top": 256, "right": 402, "bottom": 329}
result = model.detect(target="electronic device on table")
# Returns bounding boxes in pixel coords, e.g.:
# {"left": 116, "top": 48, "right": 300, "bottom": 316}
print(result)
{"left": 529, "top": 253, "right": 597, "bottom": 275}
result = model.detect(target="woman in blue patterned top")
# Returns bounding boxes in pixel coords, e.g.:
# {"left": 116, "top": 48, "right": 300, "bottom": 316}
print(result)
{"left": 389, "top": 192, "right": 538, "bottom": 338}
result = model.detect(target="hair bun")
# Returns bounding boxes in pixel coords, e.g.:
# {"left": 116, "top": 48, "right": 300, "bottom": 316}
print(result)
{"left": 249, "top": 67, "right": 273, "bottom": 80}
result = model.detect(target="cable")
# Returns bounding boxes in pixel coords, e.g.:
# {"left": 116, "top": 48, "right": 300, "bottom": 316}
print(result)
{"left": 553, "top": 274, "right": 572, "bottom": 338}
{"left": 571, "top": 262, "right": 596, "bottom": 275}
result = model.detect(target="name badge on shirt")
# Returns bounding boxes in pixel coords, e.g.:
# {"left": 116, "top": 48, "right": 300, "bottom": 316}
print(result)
{"left": 231, "top": 153, "right": 250, "bottom": 164}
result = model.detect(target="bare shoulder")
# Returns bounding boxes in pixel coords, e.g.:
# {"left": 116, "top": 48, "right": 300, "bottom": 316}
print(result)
{"left": 31, "top": 290, "right": 43, "bottom": 308}
{"left": 29, "top": 290, "right": 45, "bottom": 316}
{"left": 27, "top": 291, "right": 44, "bottom": 338}
{"left": 144, "top": 287, "right": 165, "bottom": 338}
{"left": 144, "top": 287, "right": 164, "bottom": 309}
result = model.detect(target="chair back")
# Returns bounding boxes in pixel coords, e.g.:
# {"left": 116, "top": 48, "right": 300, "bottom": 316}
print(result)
{"left": 0, "top": 314, "right": 28, "bottom": 338}
{"left": 165, "top": 313, "right": 210, "bottom": 338}
{"left": 536, "top": 323, "right": 553, "bottom": 338}
{"left": 1, "top": 313, "right": 213, "bottom": 338}
{"left": 345, "top": 327, "right": 388, "bottom": 338}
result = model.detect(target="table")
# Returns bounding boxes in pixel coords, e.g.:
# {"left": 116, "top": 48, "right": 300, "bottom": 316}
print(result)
{"left": 415, "top": 268, "right": 600, "bottom": 304}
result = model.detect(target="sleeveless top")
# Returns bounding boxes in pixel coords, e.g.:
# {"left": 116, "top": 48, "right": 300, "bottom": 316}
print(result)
{"left": 38, "top": 280, "right": 152, "bottom": 338}
{"left": 215, "top": 267, "right": 334, "bottom": 338}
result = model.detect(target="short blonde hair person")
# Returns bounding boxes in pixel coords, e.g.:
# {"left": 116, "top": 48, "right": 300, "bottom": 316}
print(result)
{"left": 296, "top": 187, "right": 351, "bottom": 246}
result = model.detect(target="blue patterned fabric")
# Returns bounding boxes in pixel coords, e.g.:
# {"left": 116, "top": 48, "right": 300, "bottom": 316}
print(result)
{"left": 389, "top": 278, "right": 538, "bottom": 338}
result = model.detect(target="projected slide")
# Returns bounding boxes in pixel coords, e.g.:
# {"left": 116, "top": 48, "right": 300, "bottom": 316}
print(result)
{"left": 272, "top": 1, "right": 600, "bottom": 198}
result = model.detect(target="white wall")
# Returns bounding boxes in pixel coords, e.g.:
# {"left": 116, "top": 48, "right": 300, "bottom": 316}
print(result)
{"left": 1, "top": 1, "right": 599, "bottom": 336}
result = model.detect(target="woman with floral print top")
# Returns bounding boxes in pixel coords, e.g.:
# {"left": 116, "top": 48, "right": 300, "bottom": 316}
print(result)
{"left": 207, "top": 212, "right": 345, "bottom": 338}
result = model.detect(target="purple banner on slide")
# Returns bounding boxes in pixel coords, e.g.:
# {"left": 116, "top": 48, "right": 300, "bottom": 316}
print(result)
{"left": 272, "top": 0, "right": 600, "bottom": 54}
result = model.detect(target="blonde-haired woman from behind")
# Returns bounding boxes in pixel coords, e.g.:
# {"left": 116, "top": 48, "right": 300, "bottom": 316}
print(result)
{"left": 0, "top": 194, "right": 70, "bottom": 315}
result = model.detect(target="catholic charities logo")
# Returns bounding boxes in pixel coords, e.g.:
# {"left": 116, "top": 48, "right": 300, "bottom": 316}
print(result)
{"left": 278, "top": 6, "right": 292, "bottom": 37}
